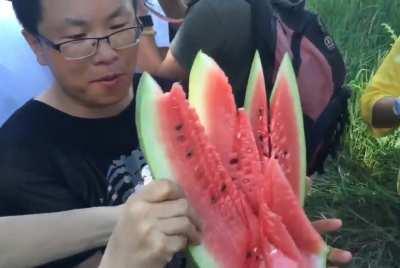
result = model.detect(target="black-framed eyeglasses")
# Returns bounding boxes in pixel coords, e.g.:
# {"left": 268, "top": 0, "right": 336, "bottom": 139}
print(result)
{"left": 37, "top": 25, "right": 143, "bottom": 61}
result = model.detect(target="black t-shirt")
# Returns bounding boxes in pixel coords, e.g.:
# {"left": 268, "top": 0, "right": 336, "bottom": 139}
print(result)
{"left": 0, "top": 75, "right": 183, "bottom": 267}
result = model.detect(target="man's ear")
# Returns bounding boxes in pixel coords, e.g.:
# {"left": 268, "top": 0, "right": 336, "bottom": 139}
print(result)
{"left": 22, "top": 30, "right": 48, "bottom": 66}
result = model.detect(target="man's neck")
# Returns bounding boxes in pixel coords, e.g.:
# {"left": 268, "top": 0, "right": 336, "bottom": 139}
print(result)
{"left": 36, "top": 84, "right": 133, "bottom": 119}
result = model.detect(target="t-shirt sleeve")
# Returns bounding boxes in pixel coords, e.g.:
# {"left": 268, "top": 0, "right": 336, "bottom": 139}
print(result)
{"left": 0, "top": 143, "right": 84, "bottom": 215}
{"left": 361, "top": 38, "right": 400, "bottom": 137}
{"left": 0, "top": 142, "right": 100, "bottom": 267}
{"left": 170, "top": 0, "right": 226, "bottom": 70}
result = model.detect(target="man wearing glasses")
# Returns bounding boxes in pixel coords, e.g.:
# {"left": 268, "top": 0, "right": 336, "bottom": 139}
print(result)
{"left": 0, "top": 0, "right": 351, "bottom": 267}
{"left": 0, "top": 0, "right": 200, "bottom": 267}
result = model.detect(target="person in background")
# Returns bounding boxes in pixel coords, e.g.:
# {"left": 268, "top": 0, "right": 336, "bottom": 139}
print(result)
{"left": 0, "top": 0, "right": 351, "bottom": 266}
{"left": 361, "top": 38, "right": 400, "bottom": 137}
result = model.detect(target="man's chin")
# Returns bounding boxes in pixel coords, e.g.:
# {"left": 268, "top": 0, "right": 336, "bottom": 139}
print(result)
{"left": 82, "top": 84, "right": 132, "bottom": 110}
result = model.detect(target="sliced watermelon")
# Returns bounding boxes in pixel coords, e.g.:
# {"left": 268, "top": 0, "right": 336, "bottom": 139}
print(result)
{"left": 269, "top": 54, "right": 307, "bottom": 205}
{"left": 136, "top": 74, "right": 262, "bottom": 268}
{"left": 137, "top": 51, "right": 330, "bottom": 268}
{"left": 188, "top": 52, "right": 263, "bottom": 212}
{"left": 188, "top": 51, "right": 237, "bottom": 169}
{"left": 263, "top": 158, "right": 329, "bottom": 267}
{"left": 244, "top": 53, "right": 307, "bottom": 205}
{"left": 244, "top": 51, "right": 270, "bottom": 160}
{"left": 231, "top": 109, "right": 264, "bottom": 210}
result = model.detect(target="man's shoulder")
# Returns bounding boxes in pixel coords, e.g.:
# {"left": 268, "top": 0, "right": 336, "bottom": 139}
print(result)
{"left": 189, "top": 0, "right": 249, "bottom": 14}
{"left": 0, "top": 100, "right": 48, "bottom": 143}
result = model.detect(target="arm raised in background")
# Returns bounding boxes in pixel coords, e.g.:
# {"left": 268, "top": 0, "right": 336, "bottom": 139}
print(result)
{"left": 156, "top": 0, "right": 187, "bottom": 19}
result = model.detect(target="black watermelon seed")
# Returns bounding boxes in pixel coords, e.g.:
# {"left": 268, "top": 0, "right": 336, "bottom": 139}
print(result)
{"left": 186, "top": 150, "right": 194, "bottom": 158}
{"left": 175, "top": 124, "right": 183, "bottom": 131}
{"left": 246, "top": 251, "right": 252, "bottom": 259}
{"left": 229, "top": 158, "right": 239, "bottom": 165}
{"left": 220, "top": 183, "right": 227, "bottom": 192}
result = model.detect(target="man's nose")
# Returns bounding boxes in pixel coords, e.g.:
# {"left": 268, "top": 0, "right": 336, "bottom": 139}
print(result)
{"left": 92, "top": 38, "right": 119, "bottom": 65}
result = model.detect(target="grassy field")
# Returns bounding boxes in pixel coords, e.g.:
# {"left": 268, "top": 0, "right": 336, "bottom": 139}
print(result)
{"left": 305, "top": 0, "right": 400, "bottom": 267}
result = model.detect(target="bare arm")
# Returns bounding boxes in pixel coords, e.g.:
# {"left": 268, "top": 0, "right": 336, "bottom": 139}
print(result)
{"left": 157, "top": 0, "right": 187, "bottom": 19}
{"left": 137, "top": 33, "right": 187, "bottom": 81}
{"left": 371, "top": 97, "right": 400, "bottom": 128}
{"left": 0, "top": 206, "right": 121, "bottom": 268}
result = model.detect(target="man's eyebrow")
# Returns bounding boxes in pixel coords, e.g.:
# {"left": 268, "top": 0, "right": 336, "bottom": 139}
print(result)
{"left": 64, "top": 17, "right": 88, "bottom": 27}
{"left": 62, "top": 6, "right": 128, "bottom": 27}
{"left": 107, "top": 5, "right": 129, "bottom": 20}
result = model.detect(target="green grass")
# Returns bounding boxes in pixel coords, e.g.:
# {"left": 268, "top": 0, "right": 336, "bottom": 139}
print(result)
{"left": 305, "top": 0, "right": 400, "bottom": 267}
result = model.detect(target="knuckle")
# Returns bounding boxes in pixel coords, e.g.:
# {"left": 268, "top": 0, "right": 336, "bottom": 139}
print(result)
{"left": 178, "top": 199, "right": 189, "bottom": 214}
{"left": 153, "top": 235, "right": 168, "bottom": 254}
{"left": 181, "top": 217, "right": 192, "bottom": 230}
{"left": 128, "top": 200, "right": 146, "bottom": 217}
{"left": 138, "top": 221, "right": 153, "bottom": 237}
{"left": 158, "top": 180, "right": 175, "bottom": 198}
{"left": 173, "top": 236, "right": 188, "bottom": 252}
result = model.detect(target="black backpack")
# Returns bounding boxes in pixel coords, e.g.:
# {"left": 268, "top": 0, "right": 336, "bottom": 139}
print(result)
{"left": 247, "top": 0, "right": 350, "bottom": 174}
{"left": 187, "top": 0, "right": 351, "bottom": 174}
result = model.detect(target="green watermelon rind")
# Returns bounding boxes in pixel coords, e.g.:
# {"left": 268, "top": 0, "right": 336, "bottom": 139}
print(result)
{"left": 244, "top": 50, "right": 263, "bottom": 111}
{"left": 186, "top": 51, "right": 221, "bottom": 268}
{"left": 270, "top": 54, "right": 307, "bottom": 206}
{"left": 309, "top": 244, "right": 330, "bottom": 268}
{"left": 188, "top": 50, "right": 218, "bottom": 133}
{"left": 135, "top": 73, "right": 174, "bottom": 180}
{"left": 135, "top": 73, "right": 218, "bottom": 268}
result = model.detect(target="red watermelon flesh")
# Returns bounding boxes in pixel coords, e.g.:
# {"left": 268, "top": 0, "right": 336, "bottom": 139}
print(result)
{"left": 188, "top": 53, "right": 237, "bottom": 169}
{"left": 269, "top": 60, "right": 306, "bottom": 205}
{"left": 188, "top": 55, "right": 303, "bottom": 267}
{"left": 233, "top": 111, "right": 302, "bottom": 263}
{"left": 137, "top": 51, "right": 329, "bottom": 267}
{"left": 244, "top": 51, "right": 271, "bottom": 160}
{"left": 258, "top": 202, "right": 302, "bottom": 263}
{"left": 244, "top": 53, "right": 306, "bottom": 205}
{"left": 263, "top": 158, "right": 326, "bottom": 256}
{"left": 188, "top": 54, "right": 262, "bottom": 212}
{"left": 139, "top": 80, "right": 263, "bottom": 267}
{"left": 231, "top": 109, "right": 264, "bottom": 211}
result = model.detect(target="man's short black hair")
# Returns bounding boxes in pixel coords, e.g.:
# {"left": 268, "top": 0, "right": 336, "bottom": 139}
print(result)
{"left": 12, "top": 0, "right": 42, "bottom": 35}
{"left": 12, "top": 0, "right": 138, "bottom": 35}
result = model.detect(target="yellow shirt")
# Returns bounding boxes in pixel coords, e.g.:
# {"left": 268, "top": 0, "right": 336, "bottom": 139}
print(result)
{"left": 361, "top": 38, "right": 400, "bottom": 137}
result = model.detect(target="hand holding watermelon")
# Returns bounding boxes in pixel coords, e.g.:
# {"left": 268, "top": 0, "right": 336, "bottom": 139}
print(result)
{"left": 312, "top": 219, "right": 352, "bottom": 267}
{"left": 101, "top": 180, "right": 201, "bottom": 268}
{"left": 136, "top": 52, "right": 352, "bottom": 267}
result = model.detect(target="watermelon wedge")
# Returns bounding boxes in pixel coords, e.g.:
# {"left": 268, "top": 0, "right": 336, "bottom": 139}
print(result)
{"left": 270, "top": 55, "right": 307, "bottom": 206}
{"left": 188, "top": 51, "right": 237, "bottom": 169}
{"left": 136, "top": 51, "right": 330, "bottom": 268}
{"left": 244, "top": 50, "right": 270, "bottom": 160}
{"left": 244, "top": 52, "right": 307, "bottom": 205}
{"left": 263, "top": 159, "right": 329, "bottom": 266}
{"left": 136, "top": 75, "right": 262, "bottom": 268}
